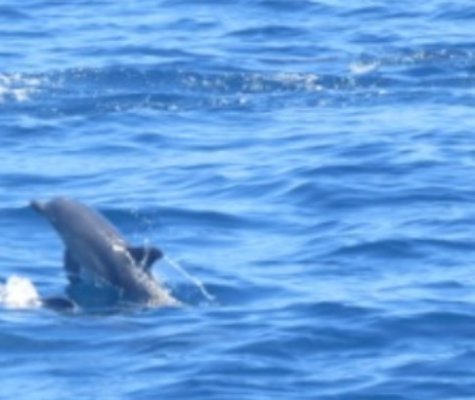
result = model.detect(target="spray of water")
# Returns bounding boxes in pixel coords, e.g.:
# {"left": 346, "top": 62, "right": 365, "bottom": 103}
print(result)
{"left": 164, "top": 255, "right": 215, "bottom": 302}
{"left": 0, "top": 276, "right": 41, "bottom": 309}
{"left": 137, "top": 236, "right": 215, "bottom": 303}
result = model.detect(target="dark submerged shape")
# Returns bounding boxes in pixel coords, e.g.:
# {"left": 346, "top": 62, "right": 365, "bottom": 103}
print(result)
{"left": 31, "top": 197, "right": 178, "bottom": 309}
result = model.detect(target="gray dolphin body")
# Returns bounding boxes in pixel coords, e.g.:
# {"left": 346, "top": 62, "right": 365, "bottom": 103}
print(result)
{"left": 31, "top": 197, "right": 177, "bottom": 309}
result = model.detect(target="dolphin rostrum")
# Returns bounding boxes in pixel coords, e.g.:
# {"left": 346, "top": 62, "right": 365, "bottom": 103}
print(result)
{"left": 31, "top": 197, "right": 178, "bottom": 309}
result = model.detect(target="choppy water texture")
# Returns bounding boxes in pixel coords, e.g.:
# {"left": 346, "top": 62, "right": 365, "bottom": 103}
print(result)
{"left": 2, "top": 1, "right": 475, "bottom": 399}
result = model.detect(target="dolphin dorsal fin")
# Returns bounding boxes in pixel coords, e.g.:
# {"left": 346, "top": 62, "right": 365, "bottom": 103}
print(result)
{"left": 127, "top": 246, "right": 163, "bottom": 271}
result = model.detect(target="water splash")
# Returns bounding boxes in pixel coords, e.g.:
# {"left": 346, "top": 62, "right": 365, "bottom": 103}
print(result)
{"left": 164, "top": 255, "right": 215, "bottom": 303}
{"left": 0, "top": 276, "right": 41, "bottom": 309}
{"left": 137, "top": 236, "right": 215, "bottom": 304}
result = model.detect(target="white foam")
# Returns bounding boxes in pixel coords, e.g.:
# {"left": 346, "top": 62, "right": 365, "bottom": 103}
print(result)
{"left": 273, "top": 72, "right": 323, "bottom": 91}
{"left": 0, "top": 276, "right": 41, "bottom": 309}
{"left": 349, "top": 61, "right": 380, "bottom": 75}
{"left": 0, "top": 73, "right": 42, "bottom": 103}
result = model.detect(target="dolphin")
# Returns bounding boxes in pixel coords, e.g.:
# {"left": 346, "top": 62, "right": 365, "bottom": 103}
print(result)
{"left": 31, "top": 197, "right": 178, "bottom": 309}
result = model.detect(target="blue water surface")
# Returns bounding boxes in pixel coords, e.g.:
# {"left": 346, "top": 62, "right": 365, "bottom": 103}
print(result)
{"left": 2, "top": 1, "right": 475, "bottom": 399}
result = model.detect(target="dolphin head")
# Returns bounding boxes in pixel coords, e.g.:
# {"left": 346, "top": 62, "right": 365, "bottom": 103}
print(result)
{"left": 30, "top": 197, "right": 85, "bottom": 235}
{"left": 31, "top": 197, "right": 69, "bottom": 220}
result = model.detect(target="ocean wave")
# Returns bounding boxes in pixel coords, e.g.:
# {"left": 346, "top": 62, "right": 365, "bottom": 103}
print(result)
{"left": 1, "top": 44, "right": 473, "bottom": 115}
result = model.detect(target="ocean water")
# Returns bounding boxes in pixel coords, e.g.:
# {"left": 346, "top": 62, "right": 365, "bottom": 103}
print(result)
{"left": 2, "top": 0, "right": 475, "bottom": 398}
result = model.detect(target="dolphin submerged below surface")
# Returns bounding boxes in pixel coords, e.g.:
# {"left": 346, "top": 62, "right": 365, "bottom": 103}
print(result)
{"left": 31, "top": 197, "right": 179, "bottom": 310}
